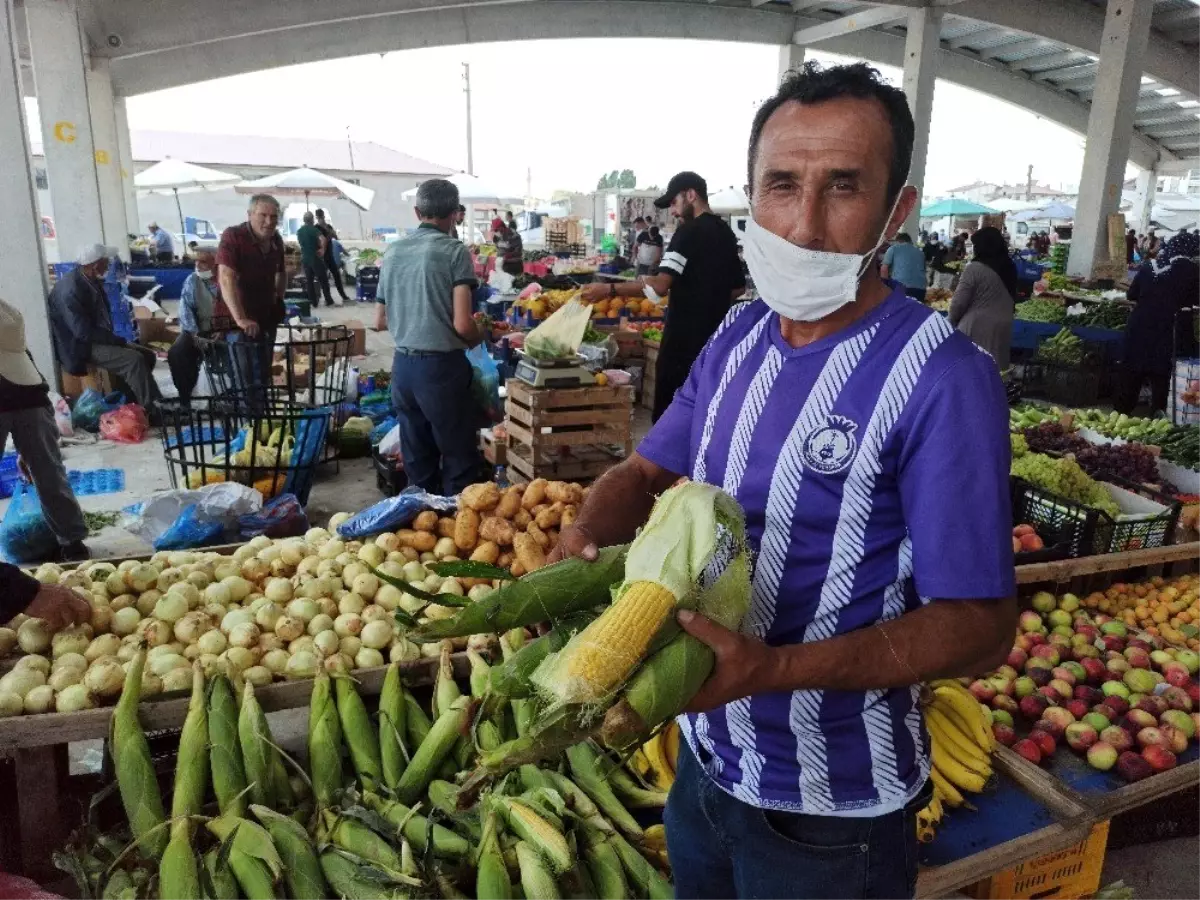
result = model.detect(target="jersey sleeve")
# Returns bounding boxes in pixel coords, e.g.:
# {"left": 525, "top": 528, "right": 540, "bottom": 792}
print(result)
{"left": 896, "top": 347, "right": 1015, "bottom": 601}
{"left": 659, "top": 223, "right": 694, "bottom": 277}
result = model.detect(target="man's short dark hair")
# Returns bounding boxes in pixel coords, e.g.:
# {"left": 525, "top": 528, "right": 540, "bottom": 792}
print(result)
{"left": 415, "top": 179, "right": 461, "bottom": 220}
{"left": 458, "top": 204, "right": 466, "bottom": 213}
{"left": 315, "top": 208, "right": 326, "bottom": 217}
{"left": 748, "top": 61, "right": 914, "bottom": 203}
{"left": 895, "top": 232, "right": 912, "bottom": 243}
{"left": 634, "top": 217, "right": 645, "bottom": 224}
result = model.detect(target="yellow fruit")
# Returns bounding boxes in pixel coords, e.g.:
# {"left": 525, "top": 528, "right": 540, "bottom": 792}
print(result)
{"left": 594, "top": 372, "right": 609, "bottom": 387}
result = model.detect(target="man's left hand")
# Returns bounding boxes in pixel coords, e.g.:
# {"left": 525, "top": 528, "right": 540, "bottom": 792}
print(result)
{"left": 677, "top": 610, "right": 781, "bottom": 713}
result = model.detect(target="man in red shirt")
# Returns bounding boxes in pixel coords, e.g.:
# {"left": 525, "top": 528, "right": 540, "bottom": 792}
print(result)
{"left": 216, "top": 194, "right": 286, "bottom": 397}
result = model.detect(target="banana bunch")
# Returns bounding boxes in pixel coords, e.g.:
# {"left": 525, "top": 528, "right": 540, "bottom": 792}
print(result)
{"left": 918, "top": 679, "right": 995, "bottom": 841}
{"left": 629, "top": 720, "right": 681, "bottom": 792}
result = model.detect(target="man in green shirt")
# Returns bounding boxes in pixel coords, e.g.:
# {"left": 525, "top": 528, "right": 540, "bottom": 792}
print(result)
{"left": 296, "top": 211, "right": 335, "bottom": 307}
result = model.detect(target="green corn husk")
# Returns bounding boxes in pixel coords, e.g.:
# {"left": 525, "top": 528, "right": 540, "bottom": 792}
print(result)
{"left": 404, "top": 691, "right": 433, "bottom": 749}
{"left": 205, "top": 816, "right": 284, "bottom": 900}
{"left": 516, "top": 840, "right": 562, "bottom": 900}
{"left": 544, "top": 770, "right": 614, "bottom": 834}
{"left": 335, "top": 675, "right": 383, "bottom": 786}
{"left": 409, "top": 545, "right": 628, "bottom": 641}
{"left": 608, "top": 831, "right": 673, "bottom": 900}
{"left": 158, "top": 827, "right": 200, "bottom": 900}
{"left": 101, "top": 870, "right": 135, "bottom": 900}
{"left": 362, "top": 790, "right": 471, "bottom": 858}
{"left": 318, "top": 849, "right": 412, "bottom": 900}
{"left": 321, "top": 809, "right": 404, "bottom": 873}
{"left": 239, "top": 681, "right": 287, "bottom": 808}
{"left": 495, "top": 797, "right": 573, "bottom": 875}
{"left": 428, "top": 779, "right": 483, "bottom": 840}
{"left": 308, "top": 669, "right": 345, "bottom": 808}
{"left": 477, "top": 719, "right": 503, "bottom": 753}
{"left": 582, "top": 831, "right": 629, "bottom": 900}
{"left": 459, "top": 707, "right": 592, "bottom": 802}
{"left": 565, "top": 743, "right": 641, "bottom": 838}
{"left": 171, "top": 662, "right": 209, "bottom": 823}
{"left": 434, "top": 642, "right": 463, "bottom": 718}
{"left": 394, "top": 697, "right": 469, "bottom": 805}
{"left": 475, "top": 807, "right": 513, "bottom": 899}
{"left": 560, "top": 832, "right": 598, "bottom": 900}
{"left": 110, "top": 645, "right": 167, "bottom": 858}
{"left": 378, "top": 663, "right": 408, "bottom": 791}
{"left": 484, "top": 615, "right": 594, "bottom": 713}
{"left": 467, "top": 649, "right": 491, "bottom": 700}
{"left": 251, "top": 805, "right": 329, "bottom": 900}
{"left": 202, "top": 847, "right": 240, "bottom": 900}
{"left": 519, "top": 765, "right": 556, "bottom": 795}
{"left": 606, "top": 764, "right": 668, "bottom": 809}
{"left": 208, "top": 674, "right": 249, "bottom": 818}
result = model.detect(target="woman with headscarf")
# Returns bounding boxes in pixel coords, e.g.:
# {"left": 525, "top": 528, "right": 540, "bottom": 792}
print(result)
{"left": 1114, "top": 231, "right": 1199, "bottom": 414}
{"left": 948, "top": 226, "right": 1017, "bottom": 370}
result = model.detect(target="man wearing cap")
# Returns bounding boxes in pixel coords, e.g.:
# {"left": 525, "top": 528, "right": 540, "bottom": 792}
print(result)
{"left": 0, "top": 298, "right": 89, "bottom": 561}
{"left": 48, "top": 245, "right": 161, "bottom": 410}
{"left": 582, "top": 172, "right": 745, "bottom": 420}
{"left": 148, "top": 223, "right": 174, "bottom": 262}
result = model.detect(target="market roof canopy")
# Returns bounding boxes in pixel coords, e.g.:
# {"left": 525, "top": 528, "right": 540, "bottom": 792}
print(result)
{"left": 709, "top": 187, "right": 749, "bottom": 215}
{"left": 235, "top": 166, "right": 375, "bottom": 211}
{"left": 134, "top": 158, "right": 240, "bottom": 196}
{"left": 402, "top": 172, "right": 524, "bottom": 206}
{"left": 920, "top": 198, "right": 999, "bottom": 217}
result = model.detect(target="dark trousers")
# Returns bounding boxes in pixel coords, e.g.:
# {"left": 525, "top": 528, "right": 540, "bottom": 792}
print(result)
{"left": 1113, "top": 368, "right": 1170, "bottom": 415}
{"left": 167, "top": 332, "right": 204, "bottom": 402}
{"left": 325, "top": 255, "right": 349, "bottom": 300}
{"left": 0, "top": 406, "right": 87, "bottom": 546}
{"left": 651, "top": 341, "right": 697, "bottom": 423}
{"left": 665, "top": 741, "right": 926, "bottom": 899}
{"left": 390, "top": 349, "right": 484, "bottom": 496}
{"left": 226, "top": 329, "right": 277, "bottom": 404}
{"left": 303, "top": 260, "right": 335, "bottom": 307}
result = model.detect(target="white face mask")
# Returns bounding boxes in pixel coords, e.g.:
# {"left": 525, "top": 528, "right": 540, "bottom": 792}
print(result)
{"left": 742, "top": 193, "right": 902, "bottom": 322}
{"left": 196, "top": 269, "right": 213, "bottom": 281}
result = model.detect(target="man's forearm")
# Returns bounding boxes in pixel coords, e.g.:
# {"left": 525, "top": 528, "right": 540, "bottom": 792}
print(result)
{"left": 219, "top": 272, "right": 247, "bottom": 321}
{"left": 571, "top": 456, "right": 675, "bottom": 548}
{"left": 762, "top": 597, "right": 1016, "bottom": 694}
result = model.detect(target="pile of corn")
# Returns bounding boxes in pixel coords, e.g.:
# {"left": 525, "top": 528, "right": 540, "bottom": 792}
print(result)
{"left": 62, "top": 641, "right": 677, "bottom": 900}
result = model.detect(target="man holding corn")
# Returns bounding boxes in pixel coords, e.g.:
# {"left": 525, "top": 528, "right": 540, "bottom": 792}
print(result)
{"left": 553, "top": 62, "right": 1016, "bottom": 898}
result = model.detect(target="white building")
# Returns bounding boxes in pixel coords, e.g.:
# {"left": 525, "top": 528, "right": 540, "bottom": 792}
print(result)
{"left": 28, "top": 129, "right": 454, "bottom": 242}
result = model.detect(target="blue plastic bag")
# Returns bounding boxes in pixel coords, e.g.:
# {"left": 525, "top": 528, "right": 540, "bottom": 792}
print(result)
{"left": 71, "top": 388, "right": 121, "bottom": 432}
{"left": 336, "top": 486, "right": 457, "bottom": 540}
{"left": 467, "top": 344, "right": 503, "bottom": 422}
{"left": 238, "top": 494, "right": 308, "bottom": 540}
{"left": 153, "top": 504, "right": 225, "bottom": 550}
{"left": 0, "top": 482, "right": 58, "bottom": 563}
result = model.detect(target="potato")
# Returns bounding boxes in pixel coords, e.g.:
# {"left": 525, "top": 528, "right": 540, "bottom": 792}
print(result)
{"left": 545, "top": 481, "right": 583, "bottom": 505}
{"left": 496, "top": 551, "right": 514, "bottom": 569}
{"left": 525, "top": 521, "right": 551, "bottom": 550}
{"left": 494, "top": 487, "right": 522, "bottom": 519}
{"left": 479, "top": 516, "right": 516, "bottom": 546}
{"left": 399, "top": 530, "right": 437, "bottom": 552}
{"left": 461, "top": 482, "right": 501, "bottom": 512}
{"left": 412, "top": 511, "right": 439, "bottom": 533}
{"left": 436, "top": 517, "right": 457, "bottom": 539}
{"left": 513, "top": 509, "right": 532, "bottom": 530}
{"left": 454, "top": 508, "right": 481, "bottom": 551}
{"left": 469, "top": 541, "right": 500, "bottom": 565}
{"left": 561, "top": 504, "right": 578, "bottom": 528}
{"left": 512, "top": 533, "right": 546, "bottom": 574}
{"left": 546, "top": 528, "right": 559, "bottom": 548}
{"left": 535, "top": 502, "right": 564, "bottom": 530}
{"left": 510, "top": 561, "right": 527, "bottom": 578}
{"left": 530, "top": 504, "right": 549, "bottom": 518}
{"left": 521, "top": 478, "right": 548, "bottom": 510}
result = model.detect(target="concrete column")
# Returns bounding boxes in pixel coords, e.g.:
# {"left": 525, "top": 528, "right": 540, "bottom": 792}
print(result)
{"left": 1067, "top": 0, "right": 1154, "bottom": 277}
{"left": 0, "top": 0, "right": 53, "bottom": 378}
{"left": 1131, "top": 168, "right": 1156, "bottom": 233}
{"left": 901, "top": 6, "right": 942, "bottom": 236}
{"left": 24, "top": 0, "right": 104, "bottom": 264}
{"left": 114, "top": 97, "right": 141, "bottom": 239}
{"left": 87, "top": 59, "right": 129, "bottom": 258}
{"left": 777, "top": 43, "right": 805, "bottom": 82}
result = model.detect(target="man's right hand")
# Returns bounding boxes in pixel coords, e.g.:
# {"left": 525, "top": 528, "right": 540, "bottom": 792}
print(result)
{"left": 546, "top": 524, "right": 599, "bottom": 565}
{"left": 236, "top": 318, "right": 261, "bottom": 338}
{"left": 25, "top": 584, "right": 91, "bottom": 631}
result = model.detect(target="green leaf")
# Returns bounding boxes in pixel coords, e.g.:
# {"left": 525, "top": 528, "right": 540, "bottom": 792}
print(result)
{"left": 431, "top": 561, "right": 515, "bottom": 581}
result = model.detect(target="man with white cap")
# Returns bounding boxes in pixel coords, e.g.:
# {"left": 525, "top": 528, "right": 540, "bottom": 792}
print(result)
{"left": 47, "top": 244, "right": 161, "bottom": 410}
{"left": 0, "top": 298, "right": 89, "bottom": 561}
{"left": 148, "top": 222, "right": 174, "bottom": 262}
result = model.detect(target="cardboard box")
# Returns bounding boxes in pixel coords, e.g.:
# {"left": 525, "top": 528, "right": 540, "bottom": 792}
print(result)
{"left": 344, "top": 319, "right": 367, "bottom": 357}
{"left": 136, "top": 316, "right": 179, "bottom": 346}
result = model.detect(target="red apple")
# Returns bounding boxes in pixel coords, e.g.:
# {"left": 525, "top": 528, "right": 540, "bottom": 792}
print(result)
{"left": 1065, "top": 722, "right": 1099, "bottom": 752}
{"left": 1162, "top": 663, "right": 1191, "bottom": 689}
{"left": 1063, "top": 661, "right": 1087, "bottom": 683}
{"left": 992, "top": 694, "right": 1019, "bottom": 715}
{"left": 1066, "top": 699, "right": 1091, "bottom": 721}
{"left": 1102, "top": 635, "right": 1126, "bottom": 653}
{"left": 1124, "top": 648, "right": 1151, "bottom": 669}
{"left": 1083, "top": 711, "right": 1112, "bottom": 732}
{"left": 988, "top": 676, "right": 1015, "bottom": 697}
{"left": 1141, "top": 744, "right": 1177, "bottom": 773}
{"left": 1080, "top": 658, "right": 1107, "bottom": 684}
{"left": 1187, "top": 682, "right": 1200, "bottom": 705}
{"left": 1074, "top": 685, "right": 1104, "bottom": 706}
{"left": 1007, "top": 648, "right": 1030, "bottom": 669}
{"left": 1136, "top": 726, "right": 1165, "bottom": 749}
{"left": 1051, "top": 667, "right": 1077, "bottom": 687}
{"left": 1160, "top": 709, "right": 1196, "bottom": 739}
{"left": 1106, "top": 657, "right": 1131, "bottom": 676}
{"left": 1029, "top": 668, "right": 1053, "bottom": 688}
{"left": 1124, "top": 709, "right": 1158, "bottom": 731}
{"left": 1116, "top": 751, "right": 1153, "bottom": 782}
{"left": 1031, "top": 645, "right": 1061, "bottom": 666}
{"left": 1087, "top": 741, "right": 1118, "bottom": 770}
{"left": 1127, "top": 638, "right": 1152, "bottom": 653}
{"left": 969, "top": 679, "right": 997, "bottom": 703}
{"left": 1014, "top": 676, "right": 1037, "bottom": 698}
{"left": 1158, "top": 724, "right": 1189, "bottom": 755}
{"left": 992, "top": 709, "right": 1015, "bottom": 727}
{"left": 1028, "top": 727, "right": 1058, "bottom": 756}
{"left": 1037, "top": 686, "right": 1063, "bottom": 704}
{"left": 1013, "top": 738, "right": 1043, "bottom": 765}
{"left": 1050, "top": 679, "right": 1075, "bottom": 701}
{"left": 1102, "top": 695, "right": 1131, "bottom": 716}
{"left": 1014, "top": 634, "right": 1037, "bottom": 653}
{"left": 1136, "top": 695, "right": 1168, "bottom": 717}
{"left": 1073, "top": 644, "right": 1101, "bottom": 660}
{"left": 1100, "top": 725, "right": 1134, "bottom": 753}
{"left": 1020, "top": 694, "right": 1051, "bottom": 721}
{"left": 992, "top": 723, "right": 1017, "bottom": 747}
{"left": 1162, "top": 686, "right": 1194, "bottom": 712}
{"left": 1042, "top": 706, "right": 1076, "bottom": 729}
{"left": 1019, "top": 610, "right": 1046, "bottom": 633}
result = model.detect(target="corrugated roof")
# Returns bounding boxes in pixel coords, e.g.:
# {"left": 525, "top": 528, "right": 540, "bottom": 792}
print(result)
{"left": 28, "top": 128, "right": 454, "bottom": 176}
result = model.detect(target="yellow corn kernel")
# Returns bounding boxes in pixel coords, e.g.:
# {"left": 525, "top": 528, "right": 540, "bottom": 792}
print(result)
{"left": 562, "top": 581, "right": 676, "bottom": 701}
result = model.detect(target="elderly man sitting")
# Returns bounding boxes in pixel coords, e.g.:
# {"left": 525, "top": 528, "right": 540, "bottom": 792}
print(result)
{"left": 48, "top": 244, "right": 161, "bottom": 410}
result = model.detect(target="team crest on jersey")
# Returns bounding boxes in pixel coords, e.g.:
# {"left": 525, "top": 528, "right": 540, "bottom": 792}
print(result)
{"left": 802, "top": 415, "right": 859, "bottom": 475}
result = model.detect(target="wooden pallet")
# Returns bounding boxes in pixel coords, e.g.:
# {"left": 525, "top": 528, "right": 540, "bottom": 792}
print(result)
{"left": 506, "top": 442, "right": 628, "bottom": 484}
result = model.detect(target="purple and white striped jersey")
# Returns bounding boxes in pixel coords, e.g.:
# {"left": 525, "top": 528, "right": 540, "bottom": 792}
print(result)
{"left": 638, "top": 286, "right": 1015, "bottom": 816}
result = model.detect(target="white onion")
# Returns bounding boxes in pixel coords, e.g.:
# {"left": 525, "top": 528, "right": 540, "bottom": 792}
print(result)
{"left": 16, "top": 618, "right": 51, "bottom": 654}
{"left": 340, "top": 562, "right": 367, "bottom": 588}
{"left": 248, "top": 596, "right": 270, "bottom": 613}
{"left": 167, "top": 552, "right": 197, "bottom": 567}
{"left": 173, "top": 611, "right": 211, "bottom": 644}
{"left": 280, "top": 542, "right": 308, "bottom": 567}
{"left": 197, "top": 654, "right": 221, "bottom": 677}
{"left": 48, "top": 667, "right": 82, "bottom": 692}
{"left": 318, "top": 539, "right": 345, "bottom": 560}
{"left": 220, "top": 646, "right": 255, "bottom": 673}
{"left": 328, "top": 512, "right": 351, "bottom": 530}
{"left": 374, "top": 532, "right": 400, "bottom": 553}
{"left": 90, "top": 605, "right": 113, "bottom": 632}
{"left": 401, "top": 561, "right": 428, "bottom": 584}
{"left": 0, "top": 691, "right": 24, "bottom": 717}
{"left": 256, "top": 544, "right": 282, "bottom": 563}
{"left": 86, "top": 631, "right": 124, "bottom": 660}
{"left": 126, "top": 563, "right": 159, "bottom": 593}
{"left": 285, "top": 650, "right": 320, "bottom": 679}
{"left": 232, "top": 545, "right": 256, "bottom": 563}
{"left": 140, "top": 673, "right": 163, "bottom": 697}
{"left": 313, "top": 630, "right": 340, "bottom": 658}
{"left": 228, "top": 622, "right": 260, "bottom": 649}
{"left": 54, "top": 684, "right": 94, "bottom": 713}
{"left": 255, "top": 602, "right": 284, "bottom": 632}
{"left": 433, "top": 537, "right": 457, "bottom": 560}
{"left": 149, "top": 653, "right": 190, "bottom": 677}
{"left": 361, "top": 605, "right": 388, "bottom": 623}
{"left": 60, "top": 571, "right": 91, "bottom": 589}
{"left": 0, "top": 669, "right": 45, "bottom": 698}
{"left": 105, "top": 571, "right": 128, "bottom": 596}
{"left": 241, "top": 559, "right": 270, "bottom": 583}
{"left": 156, "top": 568, "right": 185, "bottom": 593}
{"left": 357, "top": 544, "right": 386, "bottom": 567}
{"left": 288, "top": 635, "right": 315, "bottom": 656}
{"left": 286, "top": 598, "right": 320, "bottom": 623}
{"left": 351, "top": 573, "right": 379, "bottom": 600}
{"left": 153, "top": 593, "right": 189, "bottom": 624}
{"left": 23, "top": 684, "right": 55, "bottom": 714}
{"left": 197, "top": 630, "right": 227, "bottom": 656}
{"left": 324, "top": 653, "right": 351, "bottom": 674}
{"left": 109, "top": 592, "right": 136, "bottom": 611}
{"left": 438, "top": 578, "right": 464, "bottom": 597}
{"left": 84, "top": 658, "right": 126, "bottom": 698}
{"left": 468, "top": 584, "right": 495, "bottom": 602}
{"left": 0, "top": 627, "right": 16, "bottom": 656}
{"left": 138, "top": 619, "right": 172, "bottom": 648}
{"left": 186, "top": 571, "right": 212, "bottom": 590}
{"left": 183, "top": 643, "right": 202, "bottom": 661}
{"left": 374, "top": 585, "right": 403, "bottom": 612}
{"left": 273, "top": 615, "right": 304, "bottom": 642}
{"left": 420, "top": 642, "right": 441, "bottom": 658}
{"left": 307, "top": 613, "right": 335, "bottom": 636}
{"left": 334, "top": 613, "right": 363, "bottom": 638}
{"left": 390, "top": 639, "right": 420, "bottom": 663}
{"left": 317, "top": 597, "right": 338, "bottom": 619}
{"left": 161, "top": 668, "right": 192, "bottom": 693}
{"left": 419, "top": 552, "right": 437, "bottom": 564}
{"left": 204, "top": 602, "right": 230, "bottom": 622}
{"left": 262, "top": 649, "right": 290, "bottom": 674}
{"left": 296, "top": 557, "right": 321, "bottom": 578}
{"left": 360, "top": 620, "right": 392, "bottom": 651}
{"left": 247, "top": 535, "right": 271, "bottom": 550}
{"left": 53, "top": 652, "right": 88, "bottom": 674}
{"left": 14, "top": 654, "right": 50, "bottom": 675}
{"left": 221, "top": 608, "right": 255, "bottom": 635}
{"left": 397, "top": 592, "right": 426, "bottom": 615}
{"left": 339, "top": 635, "right": 362, "bottom": 658}
{"left": 257, "top": 633, "right": 284, "bottom": 654}
{"left": 264, "top": 578, "right": 293, "bottom": 604}
{"left": 204, "top": 582, "right": 232, "bottom": 607}
{"left": 338, "top": 592, "right": 366, "bottom": 616}
{"left": 398, "top": 548, "right": 419, "bottom": 563}
{"left": 222, "top": 576, "right": 253, "bottom": 602}
{"left": 34, "top": 563, "right": 62, "bottom": 584}
{"left": 243, "top": 665, "right": 273, "bottom": 687}
{"left": 315, "top": 559, "right": 343, "bottom": 579}
{"left": 135, "top": 590, "right": 159, "bottom": 616}
{"left": 166, "top": 582, "right": 201, "bottom": 609}
{"left": 354, "top": 647, "right": 385, "bottom": 669}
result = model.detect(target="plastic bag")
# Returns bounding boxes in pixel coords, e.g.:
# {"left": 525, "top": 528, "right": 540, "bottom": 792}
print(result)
{"left": 238, "top": 493, "right": 308, "bottom": 540}
{"left": 378, "top": 424, "right": 402, "bottom": 460}
{"left": 467, "top": 344, "right": 503, "bottom": 423}
{"left": 49, "top": 392, "right": 74, "bottom": 438}
{"left": 121, "top": 482, "right": 262, "bottom": 544}
{"left": 336, "top": 486, "right": 456, "bottom": 539}
{"left": 0, "top": 482, "right": 59, "bottom": 563}
{"left": 71, "top": 388, "right": 109, "bottom": 431}
{"left": 99, "top": 404, "right": 149, "bottom": 444}
{"left": 517, "top": 282, "right": 543, "bottom": 301}
{"left": 525, "top": 298, "right": 590, "bottom": 360}
{"left": 153, "top": 504, "right": 225, "bottom": 550}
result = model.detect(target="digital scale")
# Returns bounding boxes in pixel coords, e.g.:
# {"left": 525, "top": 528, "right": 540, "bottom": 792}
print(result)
{"left": 513, "top": 353, "right": 596, "bottom": 388}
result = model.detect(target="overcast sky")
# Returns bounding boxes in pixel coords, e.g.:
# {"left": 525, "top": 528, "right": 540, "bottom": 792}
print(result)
{"left": 31, "top": 38, "right": 1137, "bottom": 200}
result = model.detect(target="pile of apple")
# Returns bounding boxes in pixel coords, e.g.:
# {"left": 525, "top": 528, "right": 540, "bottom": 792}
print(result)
{"left": 1012, "top": 524, "right": 1045, "bottom": 553}
{"left": 971, "top": 589, "right": 1199, "bottom": 783}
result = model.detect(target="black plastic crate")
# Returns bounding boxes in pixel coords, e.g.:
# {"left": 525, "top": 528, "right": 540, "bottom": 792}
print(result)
{"left": 373, "top": 448, "right": 407, "bottom": 496}
{"left": 1010, "top": 476, "right": 1180, "bottom": 558}
{"left": 1023, "top": 361, "right": 1103, "bottom": 407}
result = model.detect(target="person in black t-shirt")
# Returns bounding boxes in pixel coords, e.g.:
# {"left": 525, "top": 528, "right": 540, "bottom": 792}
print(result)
{"left": 582, "top": 172, "right": 745, "bottom": 421}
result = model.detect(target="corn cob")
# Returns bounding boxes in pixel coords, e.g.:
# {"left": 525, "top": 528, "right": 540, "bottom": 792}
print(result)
{"left": 519, "top": 764, "right": 557, "bottom": 795}
{"left": 335, "top": 675, "right": 383, "bottom": 786}
{"left": 565, "top": 742, "right": 642, "bottom": 838}
{"left": 605, "top": 763, "right": 668, "bottom": 809}
{"left": 321, "top": 809, "right": 404, "bottom": 874}
{"left": 318, "top": 849, "right": 412, "bottom": 900}
{"left": 544, "top": 770, "right": 614, "bottom": 835}
{"left": 434, "top": 642, "right": 463, "bottom": 718}
{"left": 461, "top": 707, "right": 593, "bottom": 801}
{"left": 428, "top": 779, "right": 483, "bottom": 841}
{"left": 582, "top": 830, "right": 629, "bottom": 900}
{"left": 102, "top": 870, "right": 135, "bottom": 900}
{"left": 394, "top": 697, "right": 469, "bottom": 804}
{"left": 202, "top": 847, "right": 240, "bottom": 900}
{"left": 607, "top": 831, "right": 673, "bottom": 900}
{"left": 205, "top": 816, "right": 284, "bottom": 900}
{"left": 362, "top": 790, "right": 471, "bottom": 859}
{"left": 110, "top": 645, "right": 168, "bottom": 858}
{"left": 307, "top": 669, "right": 344, "bottom": 808}
{"left": 516, "top": 840, "right": 563, "bottom": 900}
{"left": 378, "top": 663, "right": 409, "bottom": 791}
{"left": 239, "top": 681, "right": 284, "bottom": 808}
{"left": 475, "top": 808, "right": 513, "bottom": 900}
{"left": 495, "top": 797, "right": 573, "bottom": 875}
{"left": 158, "top": 828, "right": 200, "bottom": 900}
{"left": 171, "top": 662, "right": 209, "bottom": 823}
{"left": 560, "top": 832, "right": 599, "bottom": 900}
{"left": 208, "top": 673, "right": 249, "bottom": 818}
{"left": 250, "top": 805, "right": 329, "bottom": 900}
{"left": 404, "top": 691, "right": 433, "bottom": 749}
{"left": 468, "top": 648, "right": 491, "bottom": 700}
{"left": 483, "top": 615, "right": 593, "bottom": 713}
{"left": 409, "top": 545, "right": 628, "bottom": 641}
{"left": 477, "top": 719, "right": 503, "bottom": 753}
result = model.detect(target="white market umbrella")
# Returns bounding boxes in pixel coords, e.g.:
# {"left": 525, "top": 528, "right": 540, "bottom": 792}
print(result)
{"left": 985, "top": 197, "right": 1040, "bottom": 213}
{"left": 135, "top": 157, "right": 240, "bottom": 238}
{"left": 235, "top": 165, "right": 375, "bottom": 211}
{"left": 402, "top": 172, "right": 524, "bottom": 206}
{"left": 709, "top": 186, "right": 749, "bottom": 215}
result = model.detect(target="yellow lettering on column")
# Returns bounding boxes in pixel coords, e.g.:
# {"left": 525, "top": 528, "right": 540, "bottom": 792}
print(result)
{"left": 95, "top": 149, "right": 110, "bottom": 164}
{"left": 53, "top": 121, "right": 76, "bottom": 143}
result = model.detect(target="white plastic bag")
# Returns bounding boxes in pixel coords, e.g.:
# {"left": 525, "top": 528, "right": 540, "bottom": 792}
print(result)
{"left": 378, "top": 424, "right": 402, "bottom": 460}
{"left": 121, "top": 482, "right": 263, "bottom": 544}
{"left": 48, "top": 392, "right": 73, "bottom": 438}
{"left": 488, "top": 268, "right": 515, "bottom": 294}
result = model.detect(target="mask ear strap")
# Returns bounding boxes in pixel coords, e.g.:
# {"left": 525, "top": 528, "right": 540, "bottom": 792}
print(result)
{"left": 857, "top": 190, "right": 908, "bottom": 279}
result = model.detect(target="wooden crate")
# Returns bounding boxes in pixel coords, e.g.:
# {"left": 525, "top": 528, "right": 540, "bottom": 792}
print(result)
{"left": 504, "top": 381, "right": 632, "bottom": 482}
{"left": 642, "top": 339, "right": 659, "bottom": 410}
{"left": 480, "top": 427, "right": 507, "bottom": 466}
{"left": 612, "top": 330, "right": 645, "bottom": 363}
